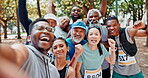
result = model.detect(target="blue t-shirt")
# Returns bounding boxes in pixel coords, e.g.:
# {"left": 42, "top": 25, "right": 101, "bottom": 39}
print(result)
{"left": 66, "top": 38, "right": 87, "bottom": 60}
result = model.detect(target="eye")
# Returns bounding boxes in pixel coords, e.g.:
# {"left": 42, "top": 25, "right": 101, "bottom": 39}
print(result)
{"left": 53, "top": 46, "right": 57, "bottom": 50}
{"left": 60, "top": 44, "right": 64, "bottom": 48}
{"left": 37, "top": 25, "right": 44, "bottom": 30}
{"left": 46, "top": 27, "right": 55, "bottom": 33}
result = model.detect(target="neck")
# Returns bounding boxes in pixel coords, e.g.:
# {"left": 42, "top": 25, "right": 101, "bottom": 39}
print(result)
{"left": 88, "top": 43, "right": 98, "bottom": 51}
{"left": 55, "top": 58, "right": 67, "bottom": 70}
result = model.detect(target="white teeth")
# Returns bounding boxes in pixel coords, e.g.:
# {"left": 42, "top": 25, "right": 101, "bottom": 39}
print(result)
{"left": 91, "top": 40, "right": 97, "bottom": 43}
{"left": 40, "top": 37, "right": 50, "bottom": 41}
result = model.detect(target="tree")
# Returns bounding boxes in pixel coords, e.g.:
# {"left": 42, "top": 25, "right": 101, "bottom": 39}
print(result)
{"left": 0, "top": 0, "right": 15, "bottom": 39}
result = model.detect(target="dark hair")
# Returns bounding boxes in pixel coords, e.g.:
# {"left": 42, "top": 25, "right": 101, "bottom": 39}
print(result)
{"left": 105, "top": 15, "right": 119, "bottom": 25}
{"left": 87, "top": 26, "right": 103, "bottom": 55}
{"left": 29, "top": 18, "right": 49, "bottom": 34}
{"left": 53, "top": 37, "right": 68, "bottom": 47}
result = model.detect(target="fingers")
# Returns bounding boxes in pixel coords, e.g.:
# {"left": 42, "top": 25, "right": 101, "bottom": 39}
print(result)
{"left": 75, "top": 44, "right": 84, "bottom": 56}
{"left": 108, "top": 39, "right": 116, "bottom": 49}
{"left": 133, "top": 21, "right": 145, "bottom": 29}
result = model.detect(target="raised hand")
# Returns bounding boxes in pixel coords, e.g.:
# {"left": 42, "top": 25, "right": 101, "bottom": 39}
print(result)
{"left": 75, "top": 44, "right": 84, "bottom": 57}
{"left": 108, "top": 38, "right": 116, "bottom": 49}
{"left": 133, "top": 21, "right": 146, "bottom": 29}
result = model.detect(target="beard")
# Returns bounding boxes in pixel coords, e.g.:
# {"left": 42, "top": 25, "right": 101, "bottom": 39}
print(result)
{"left": 71, "top": 15, "right": 81, "bottom": 22}
{"left": 71, "top": 35, "right": 82, "bottom": 43}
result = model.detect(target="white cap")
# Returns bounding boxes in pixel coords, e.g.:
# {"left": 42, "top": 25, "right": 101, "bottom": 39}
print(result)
{"left": 44, "top": 13, "right": 57, "bottom": 22}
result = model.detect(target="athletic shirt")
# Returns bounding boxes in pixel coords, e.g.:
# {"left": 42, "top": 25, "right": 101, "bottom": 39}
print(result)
{"left": 78, "top": 43, "right": 110, "bottom": 77}
{"left": 54, "top": 26, "right": 68, "bottom": 39}
{"left": 19, "top": 45, "right": 60, "bottom": 78}
{"left": 58, "top": 64, "right": 69, "bottom": 78}
{"left": 113, "top": 28, "right": 141, "bottom": 75}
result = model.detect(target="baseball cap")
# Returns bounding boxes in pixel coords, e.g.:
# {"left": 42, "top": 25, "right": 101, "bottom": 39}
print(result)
{"left": 44, "top": 13, "right": 57, "bottom": 21}
{"left": 71, "top": 21, "right": 86, "bottom": 30}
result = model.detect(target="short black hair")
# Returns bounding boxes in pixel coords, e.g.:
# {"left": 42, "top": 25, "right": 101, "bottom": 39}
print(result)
{"left": 105, "top": 15, "right": 119, "bottom": 24}
{"left": 29, "top": 18, "right": 49, "bottom": 34}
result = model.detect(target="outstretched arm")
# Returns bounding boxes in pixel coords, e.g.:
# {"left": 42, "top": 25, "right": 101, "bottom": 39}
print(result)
{"left": 47, "top": 0, "right": 54, "bottom": 13}
{"left": 99, "top": 0, "right": 107, "bottom": 16}
{"left": 0, "top": 44, "right": 28, "bottom": 67}
{"left": 18, "top": 0, "right": 32, "bottom": 35}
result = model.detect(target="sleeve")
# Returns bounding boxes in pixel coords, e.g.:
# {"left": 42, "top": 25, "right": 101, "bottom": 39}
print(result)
{"left": 101, "top": 44, "right": 110, "bottom": 58}
{"left": 125, "top": 28, "right": 134, "bottom": 44}
{"left": 18, "top": 0, "right": 32, "bottom": 35}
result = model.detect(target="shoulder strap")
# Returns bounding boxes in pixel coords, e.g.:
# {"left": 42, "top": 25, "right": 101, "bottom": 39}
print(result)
{"left": 119, "top": 28, "right": 137, "bottom": 56}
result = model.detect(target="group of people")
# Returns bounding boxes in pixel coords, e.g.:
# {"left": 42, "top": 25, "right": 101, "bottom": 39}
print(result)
{"left": 0, "top": 0, "right": 148, "bottom": 78}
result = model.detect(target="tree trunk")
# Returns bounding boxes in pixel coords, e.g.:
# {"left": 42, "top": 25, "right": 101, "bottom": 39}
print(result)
{"left": 3, "top": 22, "right": 7, "bottom": 39}
{"left": 16, "top": 7, "right": 21, "bottom": 39}
{"left": 37, "top": 0, "right": 42, "bottom": 18}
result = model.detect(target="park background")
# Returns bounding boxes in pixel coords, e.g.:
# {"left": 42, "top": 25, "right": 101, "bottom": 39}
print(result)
{"left": 0, "top": 0, "right": 148, "bottom": 77}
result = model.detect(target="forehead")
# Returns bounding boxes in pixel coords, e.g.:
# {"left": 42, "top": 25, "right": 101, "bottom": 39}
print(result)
{"left": 89, "top": 11, "right": 99, "bottom": 16}
{"left": 53, "top": 39, "right": 65, "bottom": 46}
{"left": 47, "top": 19, "right": 56, "bottom": 22}
{"left": 107, "top": 20, "right": 118, "bottom": 25}
{"left": 89, "top": 28, "right": 100, "bottom": 32}
{"left": 34, "top": 21, "right": 49, "bottom": 26}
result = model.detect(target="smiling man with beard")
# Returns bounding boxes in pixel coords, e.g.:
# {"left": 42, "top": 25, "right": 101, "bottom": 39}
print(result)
{"left": 66, "top": 21, "right": 87, "bottom": 60}
{"left": 0, "top": 18, "right": 60, "bottom": 78}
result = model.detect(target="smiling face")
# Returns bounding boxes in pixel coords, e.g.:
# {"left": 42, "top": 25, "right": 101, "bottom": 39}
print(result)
{"left": 59, "top": 16, "right": 70, "bottom": 30}
{"left": 70, "top": 6, "right": 81, "bottom": 22}
{"left": 88, "top": 11, "right": 101, "bottom": 24}
{"left": 47, "top": 19, "right": 56, "bottom": 28}
{"left": 87, "top": 28, "right": 101, "bottom": 46}
{"left": 106, "top": 19, "right": 120, "bottom": 36}
{"left": 29, "top": 21, "right": 54, "bottom": 53}
{"left": 71, "top": 27, "right": 85, "bottom": 44}
{"left": 52, "top": 39, "right": 69, "bottom": 59}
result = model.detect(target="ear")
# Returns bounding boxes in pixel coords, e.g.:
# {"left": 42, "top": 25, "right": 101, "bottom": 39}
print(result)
{"left": 27, "top": 35, "right": 31, "bottom": 43}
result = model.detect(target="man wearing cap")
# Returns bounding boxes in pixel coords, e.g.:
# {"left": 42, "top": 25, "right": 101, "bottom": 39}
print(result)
{"left": 65, "top": 21, "right": 87, "bottom": 69}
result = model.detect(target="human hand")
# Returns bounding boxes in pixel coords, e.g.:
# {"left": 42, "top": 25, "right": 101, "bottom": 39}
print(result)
{"left": 133, "top": 21, "right": 146, "bottom": 29}
{"left": 74, "top": 44, "right": 84, "bottom": 57}
{"left": 108, "top": 38, "right": 116, "bottom": 49}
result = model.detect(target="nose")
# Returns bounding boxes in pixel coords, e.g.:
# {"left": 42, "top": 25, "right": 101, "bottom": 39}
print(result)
{"left": 56, "top": 47, "right": 61, "bottom": 51}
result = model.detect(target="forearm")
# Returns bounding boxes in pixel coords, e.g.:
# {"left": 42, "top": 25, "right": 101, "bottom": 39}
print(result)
{"left": 109, "top": 48, "right": 116, "bottom": 64}
{"left": 69, "top": 56, "right": 79, "bottom": 69}
{"left": 47, "top": 0, "right": 54, "bottom": 13}
{"left": 18, "top": 0, "right": 32, "bottom": 35}
{"left": 99, "top": 0, "right": 107, "bottom": 16}
{"left": 76, "top": 71, "right": 82, "bottom": 78}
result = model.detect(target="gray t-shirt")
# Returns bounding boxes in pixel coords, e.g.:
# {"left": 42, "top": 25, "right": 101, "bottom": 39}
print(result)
{"left": 19, "top": 45, "right": 60, "bottom": 78}
{"left": 78, "top": 43, "right": 110, "bottom": 77}
{"left": 113, "top": 28, "right": 141, "bottom": 75}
